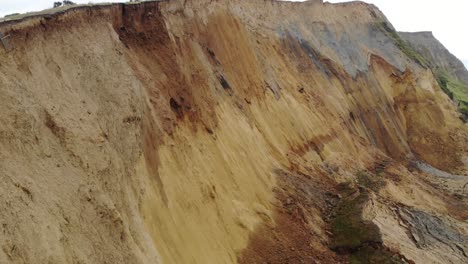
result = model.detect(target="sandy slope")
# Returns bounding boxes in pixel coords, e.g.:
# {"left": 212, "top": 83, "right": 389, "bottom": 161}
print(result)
{"left": 0, "top": 0, "right": 466, "bottom": 263}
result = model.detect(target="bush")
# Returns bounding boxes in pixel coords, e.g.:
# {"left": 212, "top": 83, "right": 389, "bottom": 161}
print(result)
{"left": 53, "top": 1, "right": 77, "bottom": 8}
{"left": 63, "top": 0, "right": 76, "bottom": 5}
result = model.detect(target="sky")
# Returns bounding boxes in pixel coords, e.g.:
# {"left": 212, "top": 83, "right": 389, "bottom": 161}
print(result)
{"left": 0, "top": 1, "right": 126, "bottom": 17}
{"left": 0, "top": 0, "right": 466, "bottom": 68}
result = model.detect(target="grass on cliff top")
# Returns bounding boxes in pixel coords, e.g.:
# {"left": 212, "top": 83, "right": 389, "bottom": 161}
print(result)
{"left": 435, "top": 69, "right": 468, "bottom": 120}
{"left": 375, "top": 20, "right": 468, "bottom": 120}
{"left": 375, "top": 21, "right": 429, "bottom": 68}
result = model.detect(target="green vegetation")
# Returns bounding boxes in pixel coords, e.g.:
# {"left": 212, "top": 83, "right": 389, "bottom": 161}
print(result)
{"left": 435, "top": 69, "right": 468, "bottom": 120}
{"left": 375, "top": 20, "right": 429, "bottom": 68}
{"left": 4, "top": 13, "right": 20, "bottom": 18}
{"left": 330, "top": 184, "right": 381, "bottom": 250}
{"left": 376, "top": 20, "right": 468, "bottom": 121}
{"left": 350, "top": 246, "right": 405, "bottom": 264}
{"left": 330, "top": 173, "right": 405, "bottom": 263}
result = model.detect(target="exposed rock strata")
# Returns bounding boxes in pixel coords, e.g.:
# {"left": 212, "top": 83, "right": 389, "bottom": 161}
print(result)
{"left": 0, "top": 0, "right": 466, "bottom": 263}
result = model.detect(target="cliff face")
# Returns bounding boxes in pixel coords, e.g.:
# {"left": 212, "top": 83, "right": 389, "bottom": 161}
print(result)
{"left": 400, "top": 31, "right": 468, "bottom": 84}
{"left": 0, "top": 1, "right": 466, "bottom": 263}
{"left": 401, "top": 31, "right": 468, "bottom": 120}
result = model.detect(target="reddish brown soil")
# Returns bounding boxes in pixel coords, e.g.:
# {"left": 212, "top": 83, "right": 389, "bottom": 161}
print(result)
{"left": 238, "top": 169, "right": 343, "bottom": 264}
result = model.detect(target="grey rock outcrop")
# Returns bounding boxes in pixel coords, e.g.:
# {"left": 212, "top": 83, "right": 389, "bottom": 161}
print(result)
{"left": 400, "top": 31, "right": 468, "bottom": 84}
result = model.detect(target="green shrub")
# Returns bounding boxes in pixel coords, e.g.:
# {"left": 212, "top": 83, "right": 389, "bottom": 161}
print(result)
{"left": 330, "top": 182, "right": 405, "bottom": 263}
{"left": 331, "top": 189, "right": 381, "bottom": 250}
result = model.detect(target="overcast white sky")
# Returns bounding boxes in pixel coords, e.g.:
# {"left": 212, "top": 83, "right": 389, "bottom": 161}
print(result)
{"left": 0, "top": 0, "right": 466, "bottom": 67}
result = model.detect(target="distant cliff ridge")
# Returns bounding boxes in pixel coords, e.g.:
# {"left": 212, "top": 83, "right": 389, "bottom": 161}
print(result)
{"left": 400, "top": 31, "right": 468, "bottom": 120}
{"left": 400, "top": 31, "right": 468, "bottom": 83}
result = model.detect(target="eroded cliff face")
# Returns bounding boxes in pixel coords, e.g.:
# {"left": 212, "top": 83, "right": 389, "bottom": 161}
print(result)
{"left": 401, "top": 31, "right": 468, "bottom": 122}
{"left": 0, "top": 0, "right": 466, "bottom": 263}
{"left": 400, "top": 31, "right": 468, "bottom": 85}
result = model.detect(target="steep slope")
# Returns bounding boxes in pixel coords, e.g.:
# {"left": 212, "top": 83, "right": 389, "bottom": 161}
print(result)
{"left": 400, "top": 31, "right": 468, "bottom": 84}
{"left": 401, "top": 31, "right": 468, "bottom": 120}
{"left": 0, "top": 0, "right": 466, "bottom": 263}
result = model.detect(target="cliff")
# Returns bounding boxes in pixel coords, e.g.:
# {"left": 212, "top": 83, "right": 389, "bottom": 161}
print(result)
{"left": 0, "top": 0, "right": 466, "bottom": 263}
{"left": 401, "top": 31, "right": 468, "bottom": 120}
{"left": 400, "top": 31, "right": 468, "bottom": 84}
